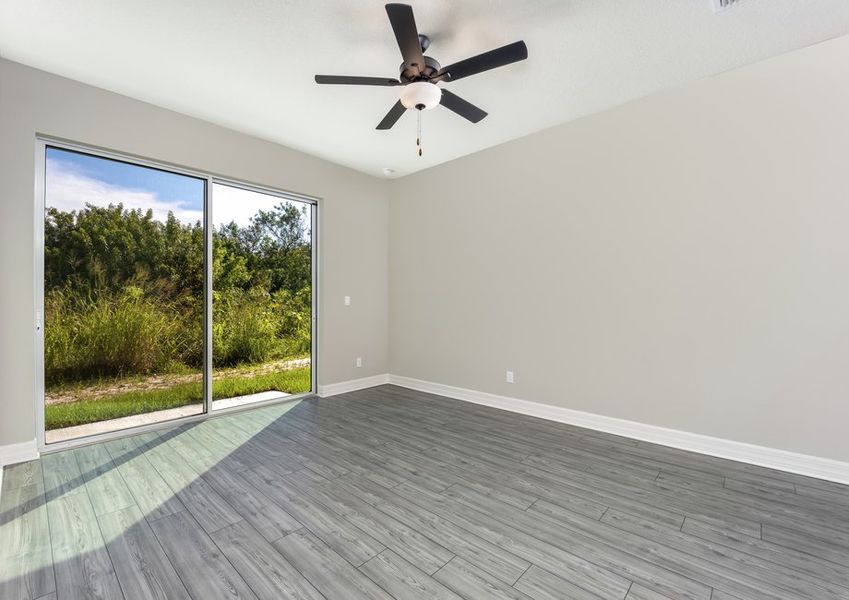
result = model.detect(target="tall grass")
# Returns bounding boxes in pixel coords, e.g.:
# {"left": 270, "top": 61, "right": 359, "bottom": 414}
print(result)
{"left": 212, "top": 287, "right": 312, "bottom": 365}
{"left": 213, "top": 287, "right": 279, "bottom": 366}
{"left": 45, "top": 285, "right": 198, "bottom": 382}
{"left": 45, "top": 282, "right": 311, "bottom": 387}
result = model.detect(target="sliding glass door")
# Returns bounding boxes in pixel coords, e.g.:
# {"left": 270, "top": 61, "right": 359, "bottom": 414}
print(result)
{"left": 39, "top": 141, "right": 316, "bottom": 445}
{"left": 210, "top": 183, "right": 313, "bottom": 411}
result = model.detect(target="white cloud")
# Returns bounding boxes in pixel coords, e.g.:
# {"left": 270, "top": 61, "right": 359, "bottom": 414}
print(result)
{"left": 45, "top": 159, "right": 312, "bottom": 237}
{"left": 212, "top": 183, "right": 311, "bottom": 231}
{"left": 46, "top": 159, "right": 204, "bottom": 224}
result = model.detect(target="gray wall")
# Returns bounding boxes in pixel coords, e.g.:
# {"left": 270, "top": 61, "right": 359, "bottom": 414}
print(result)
{"left": 0, "top": 58, "right": 389, "bottom": 447}
{"left": 388, "top": 36, "right": 849, "bottom": 462}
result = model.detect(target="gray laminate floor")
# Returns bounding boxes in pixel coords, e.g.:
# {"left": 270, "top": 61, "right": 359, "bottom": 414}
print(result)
{"left": 2, "top": 384, "right": 848, "bottom": 600}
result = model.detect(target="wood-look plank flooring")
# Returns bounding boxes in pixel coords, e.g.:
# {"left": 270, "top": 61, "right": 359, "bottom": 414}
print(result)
{"left": 2, "top": 384, "right": 849, "bottom": 599}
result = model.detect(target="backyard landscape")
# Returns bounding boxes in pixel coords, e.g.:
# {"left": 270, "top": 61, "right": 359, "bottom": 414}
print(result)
{"left": 44, "top": 148, "right": 312, "bottom": 435}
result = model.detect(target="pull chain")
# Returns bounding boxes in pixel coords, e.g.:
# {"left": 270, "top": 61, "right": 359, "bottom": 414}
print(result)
{"left": 416, "top": 110, "right": 422, "bottom": 156}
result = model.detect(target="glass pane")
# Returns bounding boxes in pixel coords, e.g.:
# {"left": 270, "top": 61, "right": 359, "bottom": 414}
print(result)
{"left": 43, "top": 147, "right": 206, "bottom": 443}
{"left": 211, "top": 182, "right": 312, "bottom": 410}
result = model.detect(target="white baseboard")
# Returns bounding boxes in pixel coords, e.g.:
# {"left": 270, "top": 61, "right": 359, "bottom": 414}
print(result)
{"left": 318, "top": 374, "right": 390, "bottom": 398}
{"left": 0, "top": 438, "right": 39, "bottom": 467}
{"left": 387, "top": 374, "right": 849, "bottom": 485}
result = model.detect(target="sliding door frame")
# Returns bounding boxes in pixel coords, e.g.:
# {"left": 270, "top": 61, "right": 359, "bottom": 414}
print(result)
{"left": 34, "top": 136, "right": 319, "bottom": 452}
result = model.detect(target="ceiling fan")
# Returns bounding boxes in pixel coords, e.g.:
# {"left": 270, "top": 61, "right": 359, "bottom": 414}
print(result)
{"left": 314, "top": 3, "right": 528, "bottom": 132}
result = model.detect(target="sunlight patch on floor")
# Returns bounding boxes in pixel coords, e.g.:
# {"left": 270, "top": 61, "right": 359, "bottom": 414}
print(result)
{"left": 0, "top": 398, "right": 303, "bottom": 593}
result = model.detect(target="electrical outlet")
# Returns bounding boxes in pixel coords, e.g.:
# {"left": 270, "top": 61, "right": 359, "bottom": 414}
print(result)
{"left": 344, "top": 295, "right": 351, "bottom": 306}
{"left": 356, "top": 357, "right": 362, "bottom": 368}
{"left": 506, "top": 370, "right": 514, "bottom": 384}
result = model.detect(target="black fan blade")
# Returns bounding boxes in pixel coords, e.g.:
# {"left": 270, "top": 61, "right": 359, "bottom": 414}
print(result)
{"left": 439, "top": 89, "right": 487, "bottom": 123}
{"left": 385, "top": 3, "right": 426, "bottom": 76}
{"left": 315, "top": 75, "right": 401, "bottom": 86}
{"left": 376, "top": 100, "right": 407, "bottom": 130}
{"left": 435, "top": 40, "right": 528, "bottom": 82}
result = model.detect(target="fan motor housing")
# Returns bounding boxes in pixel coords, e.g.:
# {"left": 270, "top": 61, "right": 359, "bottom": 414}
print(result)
{"left": 400, "top": 56, "right": 441, "bottom": 82}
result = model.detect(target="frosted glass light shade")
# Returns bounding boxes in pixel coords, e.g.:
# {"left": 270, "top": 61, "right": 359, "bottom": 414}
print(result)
{"left": 400, "top": 81, "right": 442, "bottom": 110}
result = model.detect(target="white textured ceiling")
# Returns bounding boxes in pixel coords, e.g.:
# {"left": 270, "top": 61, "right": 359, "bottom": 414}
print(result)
{"left": 1, "top": 1, "right": 848, "bottom": 178}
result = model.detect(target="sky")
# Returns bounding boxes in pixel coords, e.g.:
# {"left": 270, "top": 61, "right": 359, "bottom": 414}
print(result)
{"left": 45, "top": 147, "right": 310, "bottom": 231}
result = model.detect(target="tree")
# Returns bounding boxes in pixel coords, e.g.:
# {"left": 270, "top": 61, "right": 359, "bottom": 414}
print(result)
{"left": 215, "top": 202, "right": 311, "bottom": 295}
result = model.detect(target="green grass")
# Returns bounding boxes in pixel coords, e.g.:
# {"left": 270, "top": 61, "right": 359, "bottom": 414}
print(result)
{"left": 45, "top": 367, "right": 311, "bottom": 430}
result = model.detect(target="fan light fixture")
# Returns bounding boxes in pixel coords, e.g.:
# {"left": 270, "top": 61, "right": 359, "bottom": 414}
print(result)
{"left": 400, "top": 81, "right": 442, "bottom": 110}
{"left": 314, "top": 3, "right": 529, "bottom": 157}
